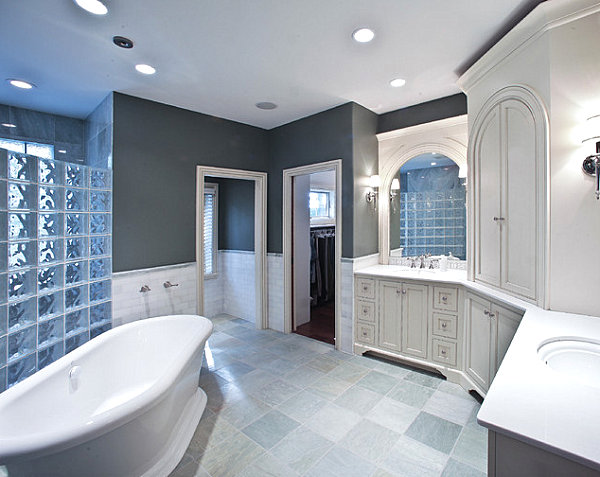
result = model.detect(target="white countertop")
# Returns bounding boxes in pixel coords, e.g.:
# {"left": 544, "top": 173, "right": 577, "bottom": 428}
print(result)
{"left": 355, "top": 265, "right": 600, "bottom": 470}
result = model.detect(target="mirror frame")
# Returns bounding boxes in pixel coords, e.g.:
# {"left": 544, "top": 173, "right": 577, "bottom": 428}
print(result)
{"left": 376, "top": 116, "right": 468, "bottom": 264}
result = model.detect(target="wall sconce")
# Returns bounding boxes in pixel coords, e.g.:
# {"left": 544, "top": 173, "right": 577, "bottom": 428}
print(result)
{"left": 366, "top": 174, "right": 380, "bottom": 207}
{"left": 389, "top": 178, "right": 400, "bottom": 201}
{"left": 582, "top": 115, "right": 600, "bottom": 200}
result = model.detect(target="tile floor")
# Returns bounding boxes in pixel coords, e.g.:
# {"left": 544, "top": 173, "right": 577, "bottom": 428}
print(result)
{"left": 169, "top": 314, "right": 487, "bottom": 477}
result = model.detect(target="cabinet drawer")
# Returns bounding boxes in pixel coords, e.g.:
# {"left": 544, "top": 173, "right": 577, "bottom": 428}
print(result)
{"left": 432, "top": 312, "right": 458, "bottom": 339}
{"left": 356, "top": 278, "right": 375, "bottom": 299}
{"left": 356, "top": 322, "right": 375, "bottom": 345}
{"left": 356, "top": 300, "right": 375, "bottom": 323}
{"left": 433, "top": 286, "right": 458, "bottom": 312}
{"left": 432, "top": 338, "right": 457, "bottom": 367}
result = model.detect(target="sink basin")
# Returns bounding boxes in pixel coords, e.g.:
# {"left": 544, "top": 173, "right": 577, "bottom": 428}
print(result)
{"left": 538, "top": 338, "right": 600, "bottom": 389}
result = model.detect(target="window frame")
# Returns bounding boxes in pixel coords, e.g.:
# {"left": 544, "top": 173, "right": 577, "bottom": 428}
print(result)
{"left": 0, "top": 137, "right": 54, "bottom": 159}
{"left": 203, "top": 183, "right": 219, "bottom": 279}
{"left": 309, "top": 188, "right": 335, "bottom": 226}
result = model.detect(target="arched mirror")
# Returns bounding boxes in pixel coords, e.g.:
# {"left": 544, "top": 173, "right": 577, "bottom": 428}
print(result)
{"left": 389, "top": 153, "right": 466, "bottom": 260}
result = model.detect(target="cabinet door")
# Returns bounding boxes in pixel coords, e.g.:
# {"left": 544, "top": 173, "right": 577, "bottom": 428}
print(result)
{"left": 474, "top": 105, "right": 502, "bottom": 287}
{"left": 494, "top": 303, "right": 522, "bottom": 373}
{"left": 401, "top": 282, "right": 428, "bottom": 359}
{"left": 501, "top": 99, "right": 538, "bottom": 300}
{"left": 379, "top": 281, "right": 402, "bottom": 352}
{"left": 465, "top": 293, "right": 495, "bottom": 391}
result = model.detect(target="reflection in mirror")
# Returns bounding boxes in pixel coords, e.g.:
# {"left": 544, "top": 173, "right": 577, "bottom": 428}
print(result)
{"left": 390, "top": 153, "right": 466, "bottom": 260}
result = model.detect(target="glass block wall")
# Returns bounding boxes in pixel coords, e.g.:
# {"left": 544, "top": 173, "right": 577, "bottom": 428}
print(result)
{"left": 0, "top": 148, "right": 112, "bottom": 392}
{"left": 399, "top": 188, "right": 466, "bottom": 259}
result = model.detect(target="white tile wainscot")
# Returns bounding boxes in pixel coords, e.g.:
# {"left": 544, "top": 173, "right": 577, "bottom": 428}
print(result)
{"left": 219, "top": 250, "right": 256, "bottom": 324}
{"left": 267, "top": 253, "right": 284, "bottom": 332}
{"left": 112, "top": 262, "right": 197, "bottom": 327}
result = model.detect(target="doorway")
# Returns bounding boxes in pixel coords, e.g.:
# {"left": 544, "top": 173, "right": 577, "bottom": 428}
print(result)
{"left": 196, "top": 167, "right": 267, "bottom": 329}
{"left": 283, "top": 160, "right": 342, "bottom": 349}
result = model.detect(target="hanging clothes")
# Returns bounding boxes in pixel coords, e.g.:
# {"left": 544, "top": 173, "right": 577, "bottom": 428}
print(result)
{"left": 310, "top": 227, "right": 335, "bottom": 306}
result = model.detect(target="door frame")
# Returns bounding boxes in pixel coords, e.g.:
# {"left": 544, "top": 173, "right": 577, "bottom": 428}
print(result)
{"left": 196, "top": 166, "right": 268, "bottom": 329}
{"left": 282, "top": 159, "right": 342, "bottom": 349}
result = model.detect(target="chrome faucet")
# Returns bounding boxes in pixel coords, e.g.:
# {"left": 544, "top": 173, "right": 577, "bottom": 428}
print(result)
{"left": 420, "top": 255, "right": 426, "bottom": 269}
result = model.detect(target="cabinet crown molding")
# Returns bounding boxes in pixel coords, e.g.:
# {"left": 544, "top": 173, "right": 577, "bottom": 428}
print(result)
{"left": 458, "top": 0, "right": 600, "bottom": 92}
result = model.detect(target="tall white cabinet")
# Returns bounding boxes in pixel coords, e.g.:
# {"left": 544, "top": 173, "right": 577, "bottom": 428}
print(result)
{"left": 471, "top": 89, "right": 546, "bottom": 305}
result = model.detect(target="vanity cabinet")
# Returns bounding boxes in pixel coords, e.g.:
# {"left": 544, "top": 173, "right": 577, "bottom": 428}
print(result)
{"left": 465, "top": 291, "right": 522, "bottom": 392}
{"left": 472, "top": 95, "right": 543, "bottom": 304}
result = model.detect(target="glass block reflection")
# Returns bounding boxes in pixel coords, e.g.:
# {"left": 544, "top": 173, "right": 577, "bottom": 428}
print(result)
{"left": 39, "top": 239, "right": 64, "bottom": 265}
{"left": 65, "top": 308, "right": 88, "bottom": 337}
{"left": 66, "top": 214, "right": 88, "bottom": 236}
{"left": 38, "top": 342, "right": 63, "bottom": 369}
{"left": 38, "top": 291, "right": 64, "bottom": 319}
{"left": 90, "top": 236, "right": 110, "bottom": 257}
{"left": 0, "top": 149, "right": 111, "bottom": 392}
{"left": 38, "top": 316, "right": 64, "bottom": 348}
{"left": 65, "top": 285, "right": 88, "bottom": 311}
{"left": 65, "top": 237, "right": 88, "bottom": 260}
{"left": 90, "top": 280, "right": 111, "bottom": 303}
{"left": 9, "top": 241, "right": 37, "bottom": 269}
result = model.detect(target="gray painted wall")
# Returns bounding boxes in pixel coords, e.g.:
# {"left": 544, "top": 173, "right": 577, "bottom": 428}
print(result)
{"left": 0, "top": 103, "right": 86, "bottom": 164}
{"left": 208, "top": 177, "right": 255, "bottom": 251}
{"left": 85, "top": 93, "right": 113, "bottom": 170}
{"left": 377, "top": 93, "right": 467, "bottom": 134}
{"left": 352, "top": 103, "right": 379, "bottom": 258}
{"left": 267, "top": 103, "right": 355, "bottom": 257}
{"left": 112, "top": 93, "right": 268, "bottom": 272}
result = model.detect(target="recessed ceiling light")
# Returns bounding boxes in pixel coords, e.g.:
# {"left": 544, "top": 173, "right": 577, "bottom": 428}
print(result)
{"left": 256, "top": 102, "right": 277, "bottom": 110}
{"left": 431, "top": 162, "right": 437, "bottom": 166}
{"left": 1, "top": 123, "right": 16, "bottom": 128}
{"left": 73, "top": 0, "right": 108, "bottom": 15}
{"left": 135, "top": 64, "right": 156, "bottom": 75}
{"left": 58, "top": 149, "right": 67, "bottom": 154}
{"left": 7, "top": 79, "right": 34, "bottom": 89}
{"left": 352, "top": 28, "right": 375, "bottom": 43}
{"left": 390, "top": 78, "right": 406, "bottom": 88}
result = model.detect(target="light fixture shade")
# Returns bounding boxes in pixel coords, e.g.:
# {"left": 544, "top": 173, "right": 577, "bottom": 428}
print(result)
{"left": 391, "top": 178, "right": 400, "bottom": 190}
{"left": 458, "top": 165, "right": 467, "bottom": 178}
{"left": 583, "top": 115, "right": 600, "bottom": 143}
{"left": 369, "top": 174, "right": 381, "bottom": 188}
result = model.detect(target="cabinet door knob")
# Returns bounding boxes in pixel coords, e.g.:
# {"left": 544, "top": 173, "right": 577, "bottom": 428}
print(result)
{"left": 441, "top": 322, "right": 447, "bottom": 328}
{"left": 402, "top": 289, "right": 407, "bottom": 294}
{"left": 442, "top": 295, "right": 448, "bottom": 302}
{"left": 484, "top": 310, "right": 490, "bottom": 316}
{"left": 489, "top": 312, "right": 496, "bottom": 319}
{"left": 493, "top": 217, "right": 505, "bottom": 221}
{"left": 441, "top": 349, "right": 447, "bottom": 355}
{"left": 363, "top": 285, "right": 368, "bottom": 291}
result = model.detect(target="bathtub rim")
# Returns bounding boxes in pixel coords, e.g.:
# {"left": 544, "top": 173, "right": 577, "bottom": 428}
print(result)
{"left": 0, "top": 314, "right": 213, "bottom": 463}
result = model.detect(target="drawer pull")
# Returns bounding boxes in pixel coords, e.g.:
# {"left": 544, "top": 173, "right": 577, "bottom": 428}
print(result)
{"left": 484, "top": 310, "right": 490, "bottom": 316}
{"left": 362, "top": 330, "right": 368, "bottom": 337}
{"left": 441, "top": 322, "right": 447, "bottom": 328}
{"left": 362, "top": 307, "right": 368, "bottom": 314}
{"left": 442, "top": 295, "right": 448, "bottom": 302}
{"left": 440, "top": 349, "right": 447, "bottom": 355}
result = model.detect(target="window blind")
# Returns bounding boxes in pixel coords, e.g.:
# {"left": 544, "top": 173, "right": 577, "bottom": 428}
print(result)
{"left": 203, "top": 187, "right": 216, "bottom": 275}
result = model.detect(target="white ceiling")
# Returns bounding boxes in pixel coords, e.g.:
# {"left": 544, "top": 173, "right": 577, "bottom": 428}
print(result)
{"left": 0, "top": 0, "right": 540, "bottom": 130}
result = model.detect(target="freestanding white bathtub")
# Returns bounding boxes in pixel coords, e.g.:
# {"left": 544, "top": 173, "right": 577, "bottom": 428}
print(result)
{"left": 0, "top": 314, "right": 213, "bottom": 477}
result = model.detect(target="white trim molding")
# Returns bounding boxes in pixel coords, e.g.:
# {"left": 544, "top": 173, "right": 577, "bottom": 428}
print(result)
{"left": 282, "top": 159, "right": 343, "bottom": 350}
{"left": 376, "top": 115, "right": 468, "bottom": 264}
{"left": 195, "top": 166, "right": 268, "bottom": 329}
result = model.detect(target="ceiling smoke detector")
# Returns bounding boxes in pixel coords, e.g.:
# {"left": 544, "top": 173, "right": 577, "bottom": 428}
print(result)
{"left": 113, "top": 36, "right": 134, "bottom": 49}
{"left": 256, "top": 102, "right": 277, "bottom": 110}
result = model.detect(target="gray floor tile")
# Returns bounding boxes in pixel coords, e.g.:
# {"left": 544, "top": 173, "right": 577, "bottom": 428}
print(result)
{"left": 306, "top": 402, "right": 362, "bottom": 442}
{"left": 356, "top": 370, "right": 399, "bottom": 395}
{"left": 308, "top": 375, "right": 352, "bottom": 401}
{"left": 373, "top": 360, "right": 411, "bottom": 378}
{"left": 220, "top": 395, "right": 272, "bottom": 429}
{"left": 242, "top": 410, "right": 300, "bottom": 449}
{"left": 251, "top": 379, "right": 301, "bottom": 406}
{"left": 380, "top": 435, "right": 448, "bottom": 477}
{"left": 334, "top": 384, "right": 383, "bottom": 415}
{"left": 283, "top": 364, "right": 326, "bottom": 388}
{"left": 423, "top": 389, "right": 477, "bottom": 426}
{"left": 215, "top": 362, "right": 256, "bottom": 382}
{"left": 442, "top": 458, "right": 486, "bottom": 477}
{"left": 198, "top": 432, "right": 263, "bottom": 477}
{"left": 276, "top": 390, "right": 327, "bottom": 422}
{"left": 271, "top": 426, "right": 334, "bottom": 475}
{"left": 235, "top": 369, "right": 279, "bottom": 394}
{"left": 327, "top": 361, "right": 370, "bottom": 384}
{"left": 388, "top": 380, "right": 435, "bottom": 408}
{"left": 305, "top": 446, "right": 377, "bottom": 477}
{"left": 339, "top": 419, "right": 401, "bottom": 463}
{"left": 235, "top": 452, "right": 299, "bottom": 477}
{"left": 187, "top": 414, "right": 240, "bottom": 457}
{"left": 306, "top": 355, "right": 340, "bottom": 373}
{"left": 404, "top": 371, "right": 443, "bottom": 389}
{"left": 365, "top": 396, "right": 420, "bottom": 434}
{"left": 349, "top": 354, "right": 380, "bottom": 369}
{"left": 405, "top": 412, "right": 463, "bottom": 454}
{"left": 451, "top": 425, "right": 488, "bottom": 472}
